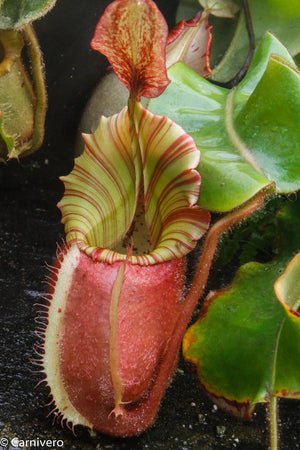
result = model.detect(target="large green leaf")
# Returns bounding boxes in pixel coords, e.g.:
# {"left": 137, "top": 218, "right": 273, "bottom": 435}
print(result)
{"left": 0, "top": 0, "right": 56, "bottom": 29}
{"left": 176, "top": 0, "right": 300, "bottom": 82}
{"left": 183, "top": 198, "right": 300, "bottom": 418}
{"left": 148, "top": 33, "right": 300, "bottom": 212}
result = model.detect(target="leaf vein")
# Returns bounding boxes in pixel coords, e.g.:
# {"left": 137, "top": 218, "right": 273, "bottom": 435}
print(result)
{"left": 225, "top": 88, "right": 265, "bottom": 177}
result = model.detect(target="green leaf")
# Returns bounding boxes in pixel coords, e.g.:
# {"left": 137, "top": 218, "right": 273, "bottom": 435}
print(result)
{"left": 0, "top": 0, "right": 57, "bottom": 29}
{"left": 234, "top": 56, "right": 300, "bottom": 193}
{"left": 211, "top": 0, "right": 300, "bottom": 82}
{"left": 148, "top": 33, "right": 300, "bottom": 211}
{"left": 183, "top": 198, "right": 300, "bottom": 418}
{"left": 59, "top": 104, "right": 210, "bottom": 265}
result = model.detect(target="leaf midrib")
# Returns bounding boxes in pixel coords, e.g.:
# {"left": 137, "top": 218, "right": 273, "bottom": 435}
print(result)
{"left": 225, "top": 88, "right": 266, "bottom": 178}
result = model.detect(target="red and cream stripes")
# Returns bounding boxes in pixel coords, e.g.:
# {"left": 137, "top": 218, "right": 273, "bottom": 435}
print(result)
{"left": 59, "top": 103, "right": 209, "bottom": 265}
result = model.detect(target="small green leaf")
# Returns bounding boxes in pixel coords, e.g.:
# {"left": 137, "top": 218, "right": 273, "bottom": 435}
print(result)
{"left": 0, "top": 0, "right": 57, "bottom": 29}
{"left": 148, "top": 33, "right": 300, "bottom": 211}
{"left": 183, "top": 199, "right": 300, "bottom": 418}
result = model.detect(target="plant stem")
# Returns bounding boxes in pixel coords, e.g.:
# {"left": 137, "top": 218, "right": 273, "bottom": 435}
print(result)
{"left": 212, "top": 0, "right": 255, "bottom": 88}
{"left": 22, "top": 24, "right": 47, "bottom": 156}
{"left": 229, "top": 0, "right": 255, "bottom": 87}
{"left": 269, "top": 394, "right": 279, "bottom": 450}
{"left": 184, "top": 185, "right": 274, "bottom": 317}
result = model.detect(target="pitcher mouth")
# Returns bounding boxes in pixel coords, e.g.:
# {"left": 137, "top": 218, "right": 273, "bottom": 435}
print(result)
{"left": 66, "top": 202, "right": 206, "bottom": 266}
{"left": 75, "top": 231, "right": 197, "bottom": 266}
{"left": 58, "top": 104, "right": 210, "bottom": 267}
{"left": 73, "top": 195, "right": 162, "bottom": 265}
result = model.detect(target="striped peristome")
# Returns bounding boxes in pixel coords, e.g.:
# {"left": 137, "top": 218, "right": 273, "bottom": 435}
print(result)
{"left": 59, "top": 102, "right": 209, "bottom": 265}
